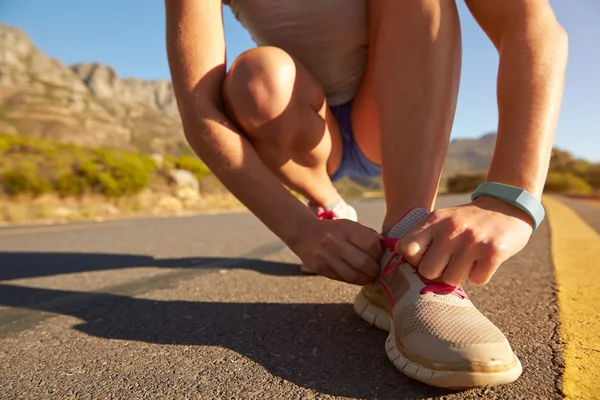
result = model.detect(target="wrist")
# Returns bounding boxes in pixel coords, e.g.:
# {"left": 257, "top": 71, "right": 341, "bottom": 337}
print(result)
{"left": 472, "top": 196, "right": 535, "bottom": 231}
{"left": 282, "top": 212, "right": 320, "bottom": 254}
{"left": 486, "top": 168, "right": 543, "bottom": 201}
{"left": 471, "top": 182, "right": 545, "bottom": 231}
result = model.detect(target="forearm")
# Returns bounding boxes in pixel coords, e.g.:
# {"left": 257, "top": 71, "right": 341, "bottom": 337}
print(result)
{"left": 488, "top": 20, "right": 568, "bottom": 199}
{"left": 164, "top": 0, "right": 317, "bottom": 250}
{"left": 183, "top": 107, "right": 318, "bottom": 250}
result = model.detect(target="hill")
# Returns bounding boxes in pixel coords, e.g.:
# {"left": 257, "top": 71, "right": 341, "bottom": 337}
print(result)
{"left": 0, "top": 23, "right": 188, "bottom": 155}
{"left": 337, "top": 133, "right": 497, "bottom": 193}
{"left": 444, "top": 133, "right": 496, "bottom": 178}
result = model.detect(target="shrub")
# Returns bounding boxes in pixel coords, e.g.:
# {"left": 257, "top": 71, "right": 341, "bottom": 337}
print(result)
{"left": 0, "top": 136, "right": 11, "bottom": 152}
{"left": 96, "top": 172, "right": 121, "bottom": 197}
{"left": 55, "top": 173, "right": 88, "bottom": 196}
{"left": 1, "top": 161, "right": 52, "bottom": 196}
{"left": 172, "top": 155, "right": 210, "bottom": 182}
{"left": 93, "top": 149, "right": 156, "bottom": 197}
{"left": 544, "top": 171, "right": 593, "bottom": 195}
{"left": 0, "top": 134, "right": 158, "bottom": 198}
{"left": 446, "top": 173, "right": 486, "bottom": 194}
{"left": 585, "top": 164, "right": 600, "bottom": 190}
{"left": 549, "top": 148, "right": 575, "bottom": 173}
{"left": 549, "top": 148, "right": 593, "bottom": 181}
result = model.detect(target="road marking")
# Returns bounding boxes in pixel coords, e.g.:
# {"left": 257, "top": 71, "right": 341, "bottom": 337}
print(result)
{"left": 0, "top": 221, "right": 124, "bottom": 237}
{"left": 544, "top": 196, "right": 600, "bottom": 399}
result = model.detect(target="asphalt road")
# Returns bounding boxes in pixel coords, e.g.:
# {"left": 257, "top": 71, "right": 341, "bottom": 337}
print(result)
{"left": 0, "top": 194, "right": 571, "bottom": 399}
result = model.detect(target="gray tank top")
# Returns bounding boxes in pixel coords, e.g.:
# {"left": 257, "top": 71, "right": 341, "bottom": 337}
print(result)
{"left": 228, "top": 0, "right": 368, "bottom": 106}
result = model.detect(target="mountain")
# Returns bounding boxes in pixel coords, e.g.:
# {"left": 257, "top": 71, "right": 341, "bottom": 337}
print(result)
{"left": 0, "top": 23, "right": 189, "bottom": 155}
{"left": 443, "top": 132, "right": 496, "bottom": 178}
{"left": 336, "top": 133, "right": 496, "bottom": 193}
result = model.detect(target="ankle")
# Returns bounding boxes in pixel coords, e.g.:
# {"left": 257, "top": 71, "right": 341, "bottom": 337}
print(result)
{"left": 382, "top": 204, "right": 434, "bottom": 232}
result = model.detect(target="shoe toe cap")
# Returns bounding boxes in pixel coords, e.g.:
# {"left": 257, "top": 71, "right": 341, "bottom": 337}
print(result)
{"left": 401, "top": 333, "right": 517, "bottom": 372}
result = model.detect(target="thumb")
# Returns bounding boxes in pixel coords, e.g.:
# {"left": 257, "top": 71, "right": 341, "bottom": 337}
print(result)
{"left": 397, "top": 228, "right": 432, "bottom": 267}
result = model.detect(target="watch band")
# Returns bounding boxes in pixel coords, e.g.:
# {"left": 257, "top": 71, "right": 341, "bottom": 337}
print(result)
{"left": 471, "top": 182, "right": 545, "bottom": 232}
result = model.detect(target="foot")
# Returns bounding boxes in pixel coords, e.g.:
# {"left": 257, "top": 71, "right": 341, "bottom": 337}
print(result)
{"left": 300, "top": 197, "right": 358, "bottom": 274}
{"left": 307, "top": 197, "right": 358, "bottom": 222}
{"left": 353, "top": 208, "right": 522, "bottom": 389}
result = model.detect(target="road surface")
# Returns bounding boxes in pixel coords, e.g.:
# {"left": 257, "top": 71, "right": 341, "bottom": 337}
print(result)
{"left": 0, "top": 194, "right": 598, "bottom": 399}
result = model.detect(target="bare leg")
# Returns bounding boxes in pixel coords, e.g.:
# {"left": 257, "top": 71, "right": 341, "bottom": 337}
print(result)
{"left": 223, "top": 46, "right": 343, "bottom": 208}
{"left": 352, "top": 0, "right": 462, "bottom": 230}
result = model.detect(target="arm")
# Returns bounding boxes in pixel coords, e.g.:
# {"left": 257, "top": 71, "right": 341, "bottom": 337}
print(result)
{"left": 466, "top": 0, "right": 568, "bottom": 199}
{"left": 164, "top": 0, "right": 317, "bottom": 249}
{"left": 165, "top": 0, "right": 381, "bottom": 283}
{"left": 399, "top": 0, "right": 568, "bottom": 286}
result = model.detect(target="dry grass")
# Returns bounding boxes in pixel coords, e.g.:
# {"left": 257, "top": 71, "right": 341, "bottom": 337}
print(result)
{"left": 361, "top": 191, "right": 384, "bottom": 199}
{"left": 0, "top": 190, "right": 246, "bottom": 226}
{"left": 197, "top": 191, "right": 243, "bottom": 211}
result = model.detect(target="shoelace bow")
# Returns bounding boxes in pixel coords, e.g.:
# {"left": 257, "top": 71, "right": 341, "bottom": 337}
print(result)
{"left": 379, "top": 237, "right": 468, "bottom": 299}
{"left": 316, "top": 207, "right": 338, "bottom": 220}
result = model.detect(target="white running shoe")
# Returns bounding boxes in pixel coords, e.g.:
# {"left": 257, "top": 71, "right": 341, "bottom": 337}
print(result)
{"left": 353, "top": 208, "right": 523, "bottom": 388}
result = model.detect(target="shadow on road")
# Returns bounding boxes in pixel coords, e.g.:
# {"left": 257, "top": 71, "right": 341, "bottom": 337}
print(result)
{"left": 0, "top": 251, "right": 301, "bottom": 280}
{"left": 0, "top": 282, "right": 451, "bottom": 399}
{"left": 0, "top": 249, "right": 455, "bottom": 398}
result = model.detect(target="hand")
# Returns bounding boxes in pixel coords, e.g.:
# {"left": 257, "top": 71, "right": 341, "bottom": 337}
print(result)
{"left": 294, "top": 219, "right": 383, "bottom": 285}
{"left": 397, "top": 197, "right": 534, "bottom": 286}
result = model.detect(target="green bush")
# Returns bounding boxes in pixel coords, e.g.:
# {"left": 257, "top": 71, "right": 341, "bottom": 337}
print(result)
{"left": 93, "top": 149, "right": 155, "bottom": 197}
{"left": 172, "top": 154, "right": 210, "bottom": 182}
{"left": 584, "top": 164, "right": 600, "bottom": 190}
{"left": 55, "top": 172, "right": 89, "bottom": 196}
{"left": 1, "top": 161, "right": 52, "bottom": 196}
{"left": 549, "top": 148, "right": 575, "bottom": 173}
{"left": 549, "top": 148, "right": 594, "bottom": 180}
{"left": 544, "top": 171, "right": 593, "bottom": 195}
{"left": 446, "top": 173, "right": 486, "bottom": 194}
{"left": 0, "top": 136, "right": 11, "bottom": 152}
{"left": 0, "top": 133, "right": 212, "bottom": 198}
{"left": 0, "top": 133, "right": 158, "bottom": 198}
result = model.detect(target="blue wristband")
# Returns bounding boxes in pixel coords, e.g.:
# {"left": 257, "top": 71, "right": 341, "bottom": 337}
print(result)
{"left": 471, "top": 182, "right": 545, "bottom": 232}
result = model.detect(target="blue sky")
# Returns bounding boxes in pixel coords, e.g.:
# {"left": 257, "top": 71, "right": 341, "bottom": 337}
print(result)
{"left": 1, "top": 1, "right": 598, "bottom": 161}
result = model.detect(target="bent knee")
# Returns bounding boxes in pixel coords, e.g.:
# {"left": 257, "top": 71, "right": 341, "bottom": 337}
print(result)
{"left": 223, "top": 47, "right": 297, "bottom": 132}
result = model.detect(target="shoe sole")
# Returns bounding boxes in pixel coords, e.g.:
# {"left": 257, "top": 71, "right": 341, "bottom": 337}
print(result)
{"left": 353, "top": 289, "right": 523, "bottom": 389}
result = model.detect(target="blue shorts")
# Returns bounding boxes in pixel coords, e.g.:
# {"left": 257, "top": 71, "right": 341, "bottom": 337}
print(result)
{"left": 328, "top": 100, "right": 382, "bottom": 182}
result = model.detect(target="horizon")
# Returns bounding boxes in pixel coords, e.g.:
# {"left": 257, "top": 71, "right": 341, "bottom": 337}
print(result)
{"left": 0, "top": 1, "right": 598, "bottom": 162}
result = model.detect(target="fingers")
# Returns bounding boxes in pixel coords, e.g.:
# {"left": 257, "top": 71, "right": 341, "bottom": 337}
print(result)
{"left": 333, "top": 237, "right": 380, "bottom": 278}
{"left": 314, "top": 267, "right": 344, "bottom": 283}
{"left": 415, "top": 239, "right": 452, "bottom": 281}
{"left": 441, "top": 252, "right": 475, "bottom": 286}
{"left": 346, "top": 225, "right": 383, "bottom": 261}
{"left": 398, "top": 215, "right": 481, "bottom": 285}
{"left": 469, "top": 258, "right": 502, "bottom": 286}
{"left": 398, "top": 225, "right": 433, "bottom": 267}
{"left": 304, "top": 220, "right": 381, "bottom": 285}
{"left": 319, "top": 251, "right": 374, "bottom": 285}
{"left": 388, "top": 205, "right": 524, "bottom": 288}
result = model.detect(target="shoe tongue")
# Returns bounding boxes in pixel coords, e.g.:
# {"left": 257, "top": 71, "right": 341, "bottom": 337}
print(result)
{"left": 386, "top": 208, "right": 430, "bottom": 239}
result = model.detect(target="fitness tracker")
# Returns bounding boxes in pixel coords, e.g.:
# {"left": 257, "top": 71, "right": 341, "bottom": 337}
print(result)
{"left": 471, "top": 182, "right": 545, "bottom": 232}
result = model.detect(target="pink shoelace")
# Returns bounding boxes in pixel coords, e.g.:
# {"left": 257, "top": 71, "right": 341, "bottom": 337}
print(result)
{"left": 316, "top": 207, "right": 338, "bottom": 220}
{"left": 379, "top": 237, "right": 468, "bottom": 299}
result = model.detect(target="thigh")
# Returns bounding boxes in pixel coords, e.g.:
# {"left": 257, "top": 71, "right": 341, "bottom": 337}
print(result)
{"left": 223, "top": 46, "right": 343, "bottom": 175}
